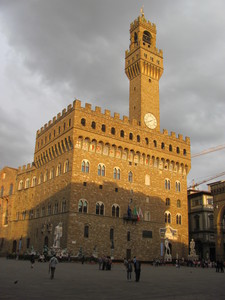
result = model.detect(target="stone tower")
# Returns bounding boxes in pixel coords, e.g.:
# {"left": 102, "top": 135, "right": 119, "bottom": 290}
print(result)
{"left": 125, "top": 10, "right": 163, "bottom": 131}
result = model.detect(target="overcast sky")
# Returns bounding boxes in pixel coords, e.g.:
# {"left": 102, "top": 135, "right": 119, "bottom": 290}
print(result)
{"left": 0, "top": 0, "right": 225, "bottom": 190}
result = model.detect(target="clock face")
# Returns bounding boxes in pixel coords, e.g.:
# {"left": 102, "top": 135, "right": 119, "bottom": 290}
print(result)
{"left": 144, "top": 113, "right": 157, "bottom": 129}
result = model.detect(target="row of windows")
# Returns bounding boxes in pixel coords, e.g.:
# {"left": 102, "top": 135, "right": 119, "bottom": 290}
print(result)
{"left": 80, "top": 118, "right": 187, "bottom": 156}
{"left": 82, "top": 160, "right": 181, "bottom": 190}
{"left": 18, "top": 160, "right": 69, "bottom": 190}
{"left": 0, "top": 184, "right": 13, "bottom": 197}
{"left": 165, "top": 212, "right": 182, "bottom": 225}
{"left": 166, "top": 198, "right": 181, "bottom": 208}
{"left": 37, "top": 119, "right": 72, "bottom": 149}
{"left": 17, "top": 200, "right": 67, "bottom": 220}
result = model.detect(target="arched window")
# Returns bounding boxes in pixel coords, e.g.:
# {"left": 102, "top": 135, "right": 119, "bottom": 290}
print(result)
{"left": 176, "top": 147, "right": 180, "bottom": 154}
{"left": 137, "top": 135, "right": 140, "bottom": 142}
{"left": 39, "top": 173, "right": 43, "bottom": 184}
{"left": 129, "top": 133, "right": 133, "bottom": 140}
{"left": 44, "top": 170, "right": 48, "bottom": 182}
{"left": 101, "top": 124, "right": 106, "bottom": 132}
{"left": 169, "top": 144, "right": 172, "bottom": 152}
{"left": 96, "top": 202, "right": 104, "bottom": 215}
{"left": 81, "top": 118, "right": 86, "bottom": 126}
{"left": 128, "top": 171, "right": 133, "bottom": 183}
{"left": 61, "top": 200, "right": 66, "bottom": 212}
{"left": 112, "top": 204, "right": 120, "bottom": 217}
{"left": 56, "top": 164, "right": 61, "bottom": 176}
{"left": 91, "top": 121, "right": 96, "bottom": 129}
{"left": 50, "top": 167, "right": 54, "bottom": 179}
{"left": 176, "top": 214, "right": 182, "bottom": 225}
{"left": 153, "top": 140, "right": 157, "bottom": 147}
{"left": 32, "top": 177, "right": 37, "bottom": 187}
{"left": 166, "top": 198, "right": 170, "bottom": 206}
{"left": 120, "top": 130, "right": 124, "bottom": 138}
{"left": 165, "top": 179, "right": 171, "bottom": 190}
{"left": 143, "top": 30, "right": 151, "bottom": 44}
{"left": 48, "top": 204, "right": 52, "bottom": 215}
{"left": 111, "top": 127, "right": 115, "bottom": 135}
{"left": 78, "top": 199, "right": 88, "bottom": 213}
{"left": 145, "top": 211, "right": 150, "bottom": 221}
{"left": 176, "top": 181, "right": 181, "bottom": 192}
{"left": 98, "top": 164, "right": 105, "bottom": 176}
{"left": 113, "top": 167, "right": 120, "bottom": 180}
{"left": 54, "top": 202, "right": 59, "bottom": 214}
{"left": 25, "top": 178, "right": 30, "bottom": 189}
{"left": 134, "top": 32, "right": 138, "bottom": 43}
{"left": 82, "top": 160, "right": 89, "bottom": 173}
{"left": 145, "top": 138, "right": 149, "bottom": 145}
{"left": 18, "top": 180, "right": 23, "bottom": 190}
{"left": 183, "top": 149, "right": 187, "bottom": 156}
{"left": 64, "top": 160, "right": 69, "bottom": 173}
{"left": 165, "top": 211, "right": 171, "bottom": 224}
{"left": 145, "top": 174, "right": 150, "bottom": 186}
{"left": 161, "top": 142, "right": 165, "bottom": 149}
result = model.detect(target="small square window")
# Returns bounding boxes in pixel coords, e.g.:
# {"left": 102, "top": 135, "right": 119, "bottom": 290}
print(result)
{"left": 99, "top": 185, "right": 103, "bottom": 189}
{"left": 83, "top": 182, "right": 87, "bottom": 186}
{"left": 115, "top": 188, "right": 118, "bottom": 192}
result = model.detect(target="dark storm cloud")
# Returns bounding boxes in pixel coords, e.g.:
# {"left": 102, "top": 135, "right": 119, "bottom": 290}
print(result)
{"left": 0, "top": 0, "right": 225, "bottom": 188}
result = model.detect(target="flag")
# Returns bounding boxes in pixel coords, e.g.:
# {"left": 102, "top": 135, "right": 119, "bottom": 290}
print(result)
{"left": 138, "top": 207, "right": 143, "bottom": 219}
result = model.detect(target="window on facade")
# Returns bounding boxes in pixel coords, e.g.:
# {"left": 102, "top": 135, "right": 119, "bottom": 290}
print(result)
{"left": 165, "top": 179, "right": 171, "bottom": 190}
{"left": 54, "top": 202, "right": 59, "bottom": 214}
{"left": 98, "top": 164, "right": 105, "bottom": 176}
{"left": 56, "top": 164, "right": 61, "bottom": 176}
{"left": 101, "top": 124, "right": 106, "bottom": 132}
{"left": 127, "top": 231, "right": 131, "bottom": 241}
{"left": 113, "top": 167, "right": 120, "bottom": 180}
{"left": 112, "top": 205, "right": 120, "bottom": 217}
{"left": 176, "top": 181, "right": 181, "bottom": 192}
{"left": 84, "top": 225, "right": 89, "bottom": 238}
{"left": 69, "top": 119, "right": 71, "bottom": 127}
{"left": 176, "top": 147, "right": 180, "bottom": 154}
{"left": 82, "top": 160, "right": 89, "bottom": 173}
{"left": 129, "top": 133, "right": 133, "bottom": 140}
{"left": 96, "top": 202, "right": 104, "bottom": 215}
{"left": 9, "top": 184, "right": 13, "bottom": 195}
{"left": 177, "top": 199, "right": 181, "bottom": 208}
{"left": 145, "top": 211, "right": 150, "bottom": 221}
{"left": 137, "top": 135, "right": 140, "bottom": 142}
{"left": 120, "top": 130, "right": 124, "bottom": 138}
{"left": 153, "top": 140, "right": 157, "bottom": 147}
{"left": 169, "top": 145, "right": 172, "bottom": 152}
{"left": 176, "top": 214, "right": 182, "bottom": 225}
{"left": 41, "top": 206, "right": 45, "bottom": 217}
{"left": 18, "top": 180, "right": 23, "bottom": 190}
{"left": 128, "top": 171, "right": 133, "bottom": 183}
{"left": 48, "top": 204, "right": 52, "bottom": 215}
{"left": 166, "top": 198, "right": 170, "bottom": 206}
{"left": 44, "top": 171, "right": 48, "bottom": 182}
{"left": 165, "top": 211, "right": 171, "bottom": 223}
{"left": 183, "top": 149, "right": 187, "bottom": 156}
{"left": 36, "top": 208, "right": 40, "bottom": 218}
{"left": 91, "top": 121, "right": 96, "bottom": 129}
{"left": 61, "top": 200, "right": 66, "bottom": 212}
{"left": 111, "top": 127, "right": 115, "bottom": 135}
{"left": 25, "top": 178, "right": 30, "bottom": 189}
{"left": 145, "top": 138, "right": 149, "bottom": 145}
{"left": 161, "top": 142, "right": 165, "bottom": 149}
{"left": 50, "top": 168, "right": 54, "bottom": 179}
{"left": 64, "top": 160, "right": 69, "bottom": 173}
{"left": 209, "top": 214, "right": 214, "bottom": 229}
{"left": 81, "top": 118, "right": 86, "bottom": 126}
{"left": 78, "top": 199, "right": 88, "bottom": 213}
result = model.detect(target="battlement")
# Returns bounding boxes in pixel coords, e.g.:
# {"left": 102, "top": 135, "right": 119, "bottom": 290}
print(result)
{"left": 18, "top": 162, "right": 35, "bottom": 174}
{"left": 36, "top": 99, "right": 190, "bottom": 145}
{"left": 125, "top": 46, "right": 163, "bottom": 58}
{"left": 130, "top": 15, "right": 156, "bottom": 34}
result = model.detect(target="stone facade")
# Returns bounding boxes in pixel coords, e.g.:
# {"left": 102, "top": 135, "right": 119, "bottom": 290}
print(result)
{"left": 0, "top": 12, "right": 191, "bottom": 261}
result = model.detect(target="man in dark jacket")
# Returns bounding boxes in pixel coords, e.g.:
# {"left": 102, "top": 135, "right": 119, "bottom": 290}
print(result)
{"left": 134, "top": 257, "right": 141, "bottom": 282}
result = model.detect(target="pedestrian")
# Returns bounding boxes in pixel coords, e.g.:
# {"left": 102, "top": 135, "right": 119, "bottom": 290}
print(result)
{"left": 49, "top": 253, "right": 59, "bottom": 279}
{"left": 134, "top": 257, "right": 141, "bottom": 282}
{"left": 126, "top": 259, "right": 133, "bottom": 281}
{"left": 30, "top": 253, "right": 35, "bottom": 268}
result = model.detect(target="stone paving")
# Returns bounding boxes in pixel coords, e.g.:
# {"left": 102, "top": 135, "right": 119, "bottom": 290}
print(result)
{"left": 0, "top": 258, "right": 225, "bottom": 299}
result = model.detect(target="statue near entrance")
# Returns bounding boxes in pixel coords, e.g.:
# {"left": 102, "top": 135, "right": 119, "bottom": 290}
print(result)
{"left": 164, "top": 238, "right": 172, "bottom": 262}
{"left": 188, "top": 238, "right": 199, "bottom": 261}
{"left": 53, "top": 222, "right": 63, "bottom": 248}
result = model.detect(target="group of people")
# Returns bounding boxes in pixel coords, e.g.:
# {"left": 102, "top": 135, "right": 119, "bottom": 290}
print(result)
{"left": 124, "top": 257, "right": 141, "bottom": 282}
{"left": 98, "top": 256, "right": 112, "bottom": 270}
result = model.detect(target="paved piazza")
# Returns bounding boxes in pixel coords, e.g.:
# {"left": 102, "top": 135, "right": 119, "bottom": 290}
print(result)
{"left": 0, "top": 258, "right": 225, "bottom": 299}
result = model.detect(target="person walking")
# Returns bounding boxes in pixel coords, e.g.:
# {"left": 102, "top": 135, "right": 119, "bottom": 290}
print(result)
{"left": 49, "top": 254, "right": 59, "bottom": 279}
{"left": 134, "top": 257, "right": 141, "bottom": 282}
{"left": 126, "top": 259, "right": 133, "bottom": 281}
